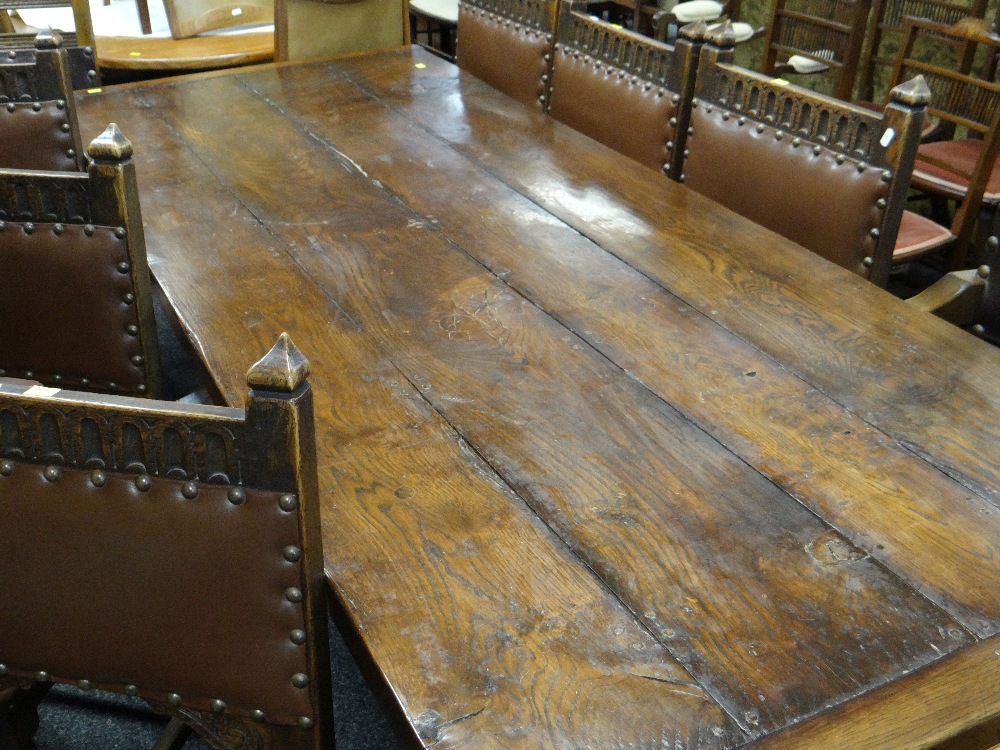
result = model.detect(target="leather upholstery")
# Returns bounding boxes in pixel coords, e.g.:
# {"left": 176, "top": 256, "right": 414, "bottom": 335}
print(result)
{"left": 457, "top": 4, "right": 550, "bottom": 108}
{"left": 0, "top": 222, "right": 148, "bottom": 393}
{"left": 548, "top": 47, "right": 677, "bottom": 172}
{"left": 0, "top": 464, "right": 313, "bottom": 725}
{"left": 0, "top": 102, "right": 79, "bottom": 172}
{"left": 684, "top": 107, "right": 889, "bottom": 277}
{"left": 912, "top": 139, "right": 1000, "bottom": 204}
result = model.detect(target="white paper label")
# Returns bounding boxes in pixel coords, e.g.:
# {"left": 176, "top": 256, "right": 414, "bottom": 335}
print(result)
{"left": 880, "top": 128, "right": 895, "bottom": 147}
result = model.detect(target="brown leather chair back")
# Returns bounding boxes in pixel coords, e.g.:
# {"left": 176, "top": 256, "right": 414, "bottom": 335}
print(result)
{"left": 547, "top": 2, "right": 702, "bottom": 176}
{"left": 680, "top": 27, "right": 929, "bottom": 286}
{"left": 759, "top": 0, "right": 870, "bottom": 101}
{"left": 0, "top": 31, "right": 83, "bottom": 172}
{"left": 0, "top": 124, "right": 164, "bottom": 397}
{"left": 456, "top": 0, "right": 552, "bottom": 109}
{"left": 0, "top": 334, "right": 333, "bottom": 750}
{"left": 0, "top": 0, "right": 100, "bottom": 89}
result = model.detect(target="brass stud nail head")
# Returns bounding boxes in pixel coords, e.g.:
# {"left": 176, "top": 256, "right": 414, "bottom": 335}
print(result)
{"left": 134, "top": 474, "right": 152, "bottom": 492}
{"left": 84, "top": 224, "right": 95, "bottom": 236}
{"left": 857, "top": 162, "right": 868, "bottom": 172}
{"left": 285, "top": 587, "right": 303, "bottom": 603}
{"left": 53, "top": 223, "right": 64, "bottom": 235}
{"left": 882, "top": 169, "right": 892, "bottom": 182}
{"left": 756, "top": 124, "right": 764, "bottom": 133}
{"left": 775, "top": 131, "right": 784, "bottom": 141}
{"left": 792, "top": 137, "right": 801, "bottom": 147}
{"left": 66, "top": 149, "right": 75, "bottom": 158}
{"left": 181, "top": 482, "right": 198, "bottom": 499}
{"left": 61, "top": 123, "right": 71, "bottom": 133}
{"left": 987, "top": 236, "right": 998, "bottom": 249}
{"left": 56, "top": 100, "right": 66, "bottom": 110}
{"left": 876, "top": 198, "right": 887, "bottom": 209}
{"left": 672, "top": 94, "right": 681, "bottom": 104}
{"left": 131, "top": 354, "right": 144, "bottom": 366}
{"left": 124, "top": 292, "right": 135, "bottom": 304}
{"left": 77, "top": 679, "right": 92, "bottom": 691}
{"left": 870, "top": 228, "right": 880, "bottom": 238}
{"left": 297, "top": 717, "right": 314, "bottom": 729}
{"left": 0, "top": 664, "right": 7, "bottom": 676}
{"left": 290, "top": 629, "right": 307, "bottom": 645}
{"left": 251, "top": 710, "right": 266, "bottom": 722}
{"left": 80, "top": 377, "right": 89, "bottom": 387}
{"left": 4, "top": 103, "right": 13, "bottom": 113}
{"left": 212, "top": 699, "right": 226, "bottom": 713}
{"left": 127, "top": 324, "right": 139, "bottom": 336}
{"left": 291, "top": 673, "right": 310, "bottom": 689}
{"left": 43, "top": 466, "right": 61, "bottom": 482}
{"left": 125, "top": 684, "right": 139, "bottom": 696}
{"left": 836, "top": 154, "right": 845, "bottom": 164}
{"left": 669, "top": 117, "right": 677, "bottom": 127}
{"left": 722, "top": 112, "right": 729, "bottom": 121}
{"left": 91, "top": 470, "right": 107, "bottom": 487}
{"left": 278, "top": 494, "right": 298, "bottom": 512}
{"left": 0, "top": 460, "right": 14, "bottom": 476}
{"left": 863, "top": 256, "right": 874, "bottom": 268}
{"left": 228, "top": 487, "right": 246, "bottom": 505}
{"left": 32, "top": 102, "right": 41, "bottom": 112}
{"left": 283, "top": 545, "right": 302, "bottom": 562}
{"left": 167, "top": 693, "right": 182, "bottom": 707}
{"left": 117, "top": 262, "right": 130, "bottom": 273}
{"left": 23, "top": 222, "right": 35, "bottom": 235}
{"left": 37, "top": 671, "right": 50, "bottom": 681}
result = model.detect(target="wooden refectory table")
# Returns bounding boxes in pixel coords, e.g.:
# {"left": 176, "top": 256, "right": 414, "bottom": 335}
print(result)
{"left": 76, "top": 46, "right": 1000, "bottom": 749}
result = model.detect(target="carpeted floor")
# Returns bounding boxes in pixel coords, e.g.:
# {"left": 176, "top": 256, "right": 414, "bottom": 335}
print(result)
{"left": 32, "top": 617, "right": 404, "bottom": 750}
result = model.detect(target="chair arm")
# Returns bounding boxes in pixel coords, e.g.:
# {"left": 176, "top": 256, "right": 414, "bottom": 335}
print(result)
{"left": 908, "top": 266, "right": 990, "bottom": 327}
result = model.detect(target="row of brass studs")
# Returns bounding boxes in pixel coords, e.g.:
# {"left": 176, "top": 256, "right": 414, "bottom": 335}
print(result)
{"left": 0, "top": 463, "right": 314, "bottom": 729}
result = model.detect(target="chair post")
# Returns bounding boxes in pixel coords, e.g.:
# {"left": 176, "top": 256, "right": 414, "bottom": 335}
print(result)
{"left": 670, "top": 19, "right": 710, "bottom": 180}
{"left": 31, "top": 31, "right": 84, "bottom": 170}
{"left": 244, "top": 334, "right": 333, "bottom": 750}
{"left": 85, "top": 125, "right": 163, "bottom": 398}
{"left": 869, "top": 75, "right": 930, "bottom": 286}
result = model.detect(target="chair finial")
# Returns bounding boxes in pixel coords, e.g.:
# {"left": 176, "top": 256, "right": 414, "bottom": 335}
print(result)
{"left": 247, "top": 333, "right": 311, "bottom": 392}
{"left": 704, "top": 19, "right": 736, "bottom": 47}
{"left": 889, "top": 75, "right": 932, "bottom": 107}
{"left": 88, "top": 124, "right": 134, "bottom": 161}
{"left": 679, "top": 18, "right": 710, "bottom": 41}
{"left": 34, "top": 28, "right": 63, "bottom": 49}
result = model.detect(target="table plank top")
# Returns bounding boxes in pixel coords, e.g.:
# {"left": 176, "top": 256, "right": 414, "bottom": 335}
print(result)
{"left": 76, "top": 46, "right": 1000, "bottom": 749}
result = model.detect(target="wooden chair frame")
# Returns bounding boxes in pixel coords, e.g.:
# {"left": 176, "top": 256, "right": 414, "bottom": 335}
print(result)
{"left": 0, "top": 0, "right": 98, "bottom": 88}
{"left": 682, "top": 25, "right": 930, "bottom": 286}
{"left": 0, "top": 124, "right": 164, "bottom": 397}
{"left": 760, "top": 0, "right": 871, "bottom": 101}
{"left": 0, "top": 334, "right": 333, "bottom": 750}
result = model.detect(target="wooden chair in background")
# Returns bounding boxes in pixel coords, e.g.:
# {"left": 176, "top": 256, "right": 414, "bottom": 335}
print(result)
{"left": 547, "top": 1, "right": 703, "bottom": 176}
{"left": 652, "top": 0, "right": 762, "bottom": 44}
{"left": 910, "top": 263, "right": 999, "bottom": 344}
{"left": 0, "top": 334, "right": 333, "bottom": 750}
{"left": 409, "top": 0, "right": 457, "bottom": 60}
{"left": 893, "top": 17, "right": 1000, "bottom": 269}
{"left": 759, "top": 0, "right": 870, "bottom": 101}
{"left": 0, "top": 123, "right": 164, "bottom": 398}
{"left": 0, "top": 0, "right": 98, "bottom": 87}
{"left": 275, "top": 0, "right": 407, "bottom": 60}
{"left": 0, "top": 31, "right": 83, "bottom": 171}
{"left": 856, "top": 0, "right": 990, "bottom": 103}
{"left": 679, "top": 25, "right": 953, "bottom": 287}
{"left": 162, "top": 0, "right": 273, "bottom": 38}
{"left": 456, "top": 0, "right": 553, "bottom": 109}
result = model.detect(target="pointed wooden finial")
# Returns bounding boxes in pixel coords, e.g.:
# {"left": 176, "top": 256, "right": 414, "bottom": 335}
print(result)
{"left": 889, "top": 75, "right": 932, "bottom": 107}
{"left": 34, "top": 28, "right": 63, "bottom": 49}
{"left": 247, "top": 333, "right": 311, "bottom": 392}
{"left": 88, "top": 123, "right": 133, "bottom": 161}
{"left": 679, "top": 18, "right": 710, "bottom": 42}
{"left": 704, "top": 19, "right": 736, "bottom": 47}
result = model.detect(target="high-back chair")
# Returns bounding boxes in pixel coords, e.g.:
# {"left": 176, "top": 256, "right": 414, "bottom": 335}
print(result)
{"left": 456, "top": 0, "right": 553, "bottom": 109}
{"left": 0, "top": 123, "right": 164, "bottom": 398}
{"left": 0, "top": 0, "right": 99, "bottom": 88}
{"left": 0, "top": 334, "right": 333, "bottom": 750}
{"left": 910, "top": 264, "right": 999, "bottom": 344}
{"left": 652, "top": 0, "right": 763, "bottom": 44}
{"left": 893, "top": 17, "right": 1000, "bottom": 269}
{"left": 547, "top": 2, "right": 702, "bottom": 177}
{"left": 856, "top": 0, "right": 990, "bottom": 103}
{"left": 162, "top": 0, "right": 274, "bottom": 39}
{"left": 760, "top": 0, "right": 871, "bottom": 101}
{"left": 0, "top": 30, "right": 83, "bottom": 172}
{"left": 680, "top": 26, "right": 952, "bottom": 287}
{"left": 275, "top": 0, "right": 407, "bottom": 60}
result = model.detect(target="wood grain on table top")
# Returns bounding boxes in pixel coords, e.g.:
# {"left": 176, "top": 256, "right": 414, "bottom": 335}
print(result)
{"left": 75, "top": 47, "right": 1000, "bottom": 748}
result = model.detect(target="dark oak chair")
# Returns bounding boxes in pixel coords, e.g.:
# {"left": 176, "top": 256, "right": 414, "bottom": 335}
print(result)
{"left": 0, "top": 333, "right": 333, "bottom": 750}
{"left": 679, "top": 25, "right": 952, "bottom": 287}
{"left": 0, "top": 0, "right": 99, "bottom": 88}
{"left": 547, "top": 1, "right": 702, "bottom": 176}
{"left": 0, "top": 123, "right": 164, "bottom": 398}
{"left": 456, "top": 0, "right": 553, "bottom": 109}
{"left": 162, "top": 0, "right": 273, "bottom": 39}
{"left": 759, "top": 0, "right": 870, "bottom": 101}
{"left": 410, "top": 0, "right": 458, "bottom": 60}
{"left": 894, "top": 17, "right": 1000, "bottom": 269}
{"left": 275, "top": 0, "right": 408, "bottom": 60}
{"left": 856, "top": 0, "right": 990, "bottom": 103}
{"left": 0, "top": 30, "right": 83, "bottom": 172}
{"left": 910, "top": 263, "right": 999, "bottom": 344}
